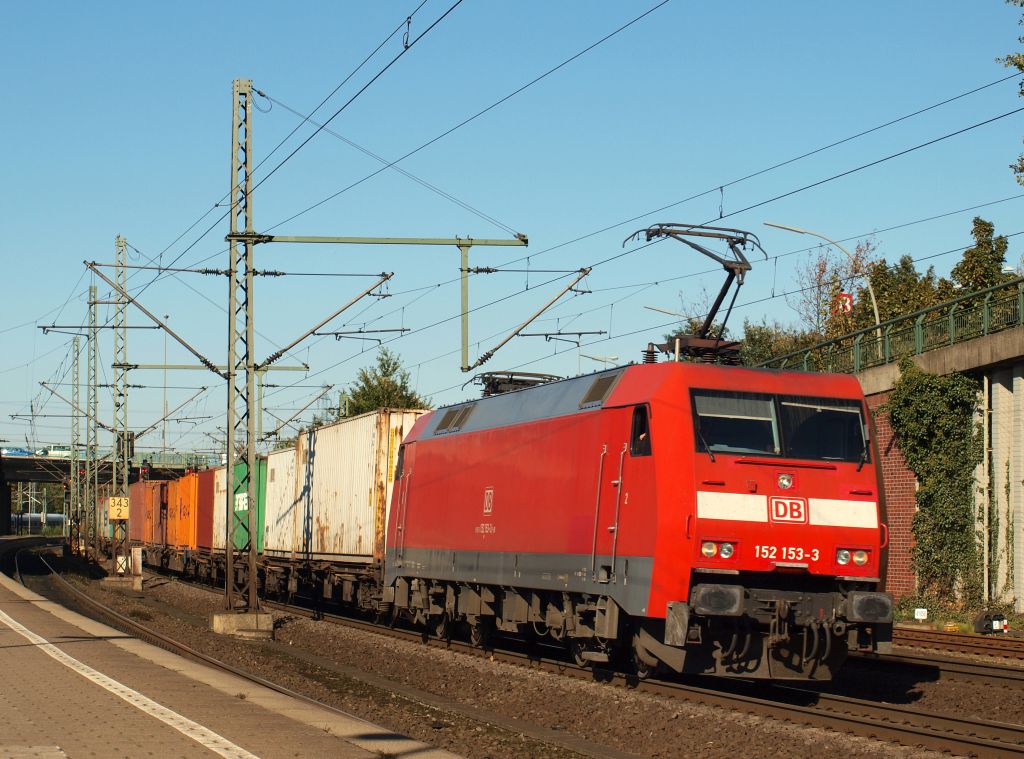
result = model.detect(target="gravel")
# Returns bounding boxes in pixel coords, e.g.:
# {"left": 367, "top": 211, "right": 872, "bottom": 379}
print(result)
{"left": 24, "top": 559, "right": 1005, "bottom": 759}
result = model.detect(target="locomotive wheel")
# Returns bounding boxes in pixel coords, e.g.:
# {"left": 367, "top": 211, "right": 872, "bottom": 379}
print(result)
{"left": 633, "top": 650, "right": 658, "bottom": 680}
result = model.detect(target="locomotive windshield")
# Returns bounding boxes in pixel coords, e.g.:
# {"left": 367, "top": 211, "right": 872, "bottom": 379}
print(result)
{"left": 692, "top": 390, "right": 868, "bottom": 463}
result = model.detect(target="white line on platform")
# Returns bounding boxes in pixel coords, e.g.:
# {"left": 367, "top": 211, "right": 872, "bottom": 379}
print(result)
{"left": 0, "top": 607, "right": 260, "bottom": 759}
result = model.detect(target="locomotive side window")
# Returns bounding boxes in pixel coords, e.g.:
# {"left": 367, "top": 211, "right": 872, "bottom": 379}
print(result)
{"left": 778, "top": 397, "right": 868, "bottom": 463}
{"left": 394, "top": 445, "right": 406, "bottom": 479}
{"left": 630, "top": 405, "right": 652, "bottom": 456}
{"left": 692, "top": 390, "right": 780, "bottom": 456}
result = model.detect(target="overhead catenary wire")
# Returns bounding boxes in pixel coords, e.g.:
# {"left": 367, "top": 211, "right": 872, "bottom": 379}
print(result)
{"left": 104, "top": 2, "right": 437, "bottom": 307}
{"left": 534, "top": 193, "right": 1024, "bottom": 323}
{"left": 245, "top": 105, "right": 1024, "bottom": 401}
{"left": 421, "top": 229, "right": 1024, "bottom": 397}
{"left": 260, "top": 92, "right": 519, "bottom": 236}
{"left": 483, "top": 74, "right": 1024, "bottom": 274}
{"left": 263, "top": 0, "right": 673, "bottom": 232}
{"left": 166, "top": 70, "right": 1022, "bottom": 342}
{"left": 24, "top": 56, "right": 1024, "bottom": 444}
{"left": 248, "top": 0, "right": 468, "bottom": 196}
{"left": 269, "top": 210, "right": 1024, "bottom": 406}
{"left": 242, "top": 85, "right": 1024, "bottom": 377}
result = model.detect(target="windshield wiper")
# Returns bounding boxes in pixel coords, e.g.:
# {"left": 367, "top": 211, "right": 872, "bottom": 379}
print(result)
{"left": 856, "top": 439, "right": 869, "bottom": 472}
{"left": 697, "top": 429, "right": 716, "bottom": 462}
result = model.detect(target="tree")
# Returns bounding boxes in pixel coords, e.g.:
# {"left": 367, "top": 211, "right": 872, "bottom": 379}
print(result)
{"left": 739, "top": 318, "right": 820, "bottom": 366}
{"left": 346, "top": 348, "right": 431, "bottom": 416}
{"left": 861, "top": 255, "right": 950, "bottom": 324}
{"left": 786, "top": 240, "right": 878, "bottom": 339}
{"left": 1003, "top": 0, "right": 1024, "bottom": 185}
{"left": 950, "top": 217, "right": 1012, "bottom": 292}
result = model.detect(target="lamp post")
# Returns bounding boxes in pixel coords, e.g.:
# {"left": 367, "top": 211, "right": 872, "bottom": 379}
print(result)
{"left": 643, "top": 305, "right": 686, "bottom": 318}
{"left": 580, "top": 353, "right": 618, "bottom": 369}
{"left": 764, "top": 222, "right": 882, "bottom": 343}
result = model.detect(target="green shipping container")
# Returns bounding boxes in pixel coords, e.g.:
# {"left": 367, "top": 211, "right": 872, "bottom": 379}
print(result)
{"left": 231, "top": 459, "right": 266, "bottom": 553}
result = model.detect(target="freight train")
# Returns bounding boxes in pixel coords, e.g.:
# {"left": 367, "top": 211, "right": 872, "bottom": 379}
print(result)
{"left": 116, "top": 360, "right": 892, "bottom": 681}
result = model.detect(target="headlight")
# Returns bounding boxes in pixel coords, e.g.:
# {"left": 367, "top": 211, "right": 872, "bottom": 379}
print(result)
{"left": 852, "top": 549, "right": 869, "bottom": 566}
{"left": 836, "top": 549, "right": 851, "bottom": 565}
{"left": 719, "top": 542, "right": 735, "bottom": 559}
{"left": 701, "top": 541, "right": 718, "bottom": 558}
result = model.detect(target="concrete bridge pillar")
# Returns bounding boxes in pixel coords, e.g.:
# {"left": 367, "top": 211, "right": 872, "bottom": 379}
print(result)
{"left": 986, "top": 365, "right": 1024, "bottom": 610}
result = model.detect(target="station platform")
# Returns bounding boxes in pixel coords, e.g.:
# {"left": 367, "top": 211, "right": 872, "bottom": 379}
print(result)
{"left": 0, "top": 546, "right": 459, "bottom": 758}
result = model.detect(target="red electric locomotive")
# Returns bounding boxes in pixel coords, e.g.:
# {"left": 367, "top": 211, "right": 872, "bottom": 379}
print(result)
{"left": 384, "top": 360, "right": 892, "bottom": 679}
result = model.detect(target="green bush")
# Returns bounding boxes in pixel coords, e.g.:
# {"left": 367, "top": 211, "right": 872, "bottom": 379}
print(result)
{"left": 884, "top": 359, "right": 982, "bottom": 605}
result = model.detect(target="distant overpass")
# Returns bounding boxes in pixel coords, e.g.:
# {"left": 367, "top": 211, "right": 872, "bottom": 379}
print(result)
{"left": 1, "top": 455, "right": 193, "bottom": 485}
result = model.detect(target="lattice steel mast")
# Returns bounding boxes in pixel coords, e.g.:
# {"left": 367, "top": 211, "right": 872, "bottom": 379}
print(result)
{"left": 87, "top": 284, "right": 99, "bottom": 559}
{"left": 70, "top": 336, "right": 81, "bottom": 551}
{"left": 110, "top": 235, "right": 130, "bottom": 572}
{"left": 226, "top": 78, "right": 259, "bottom": 612}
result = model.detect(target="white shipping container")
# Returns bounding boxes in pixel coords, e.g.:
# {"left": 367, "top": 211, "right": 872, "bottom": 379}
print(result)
{"left": 212, "top": 465, "right": 227, "bottom": 551}
{"left": 264, "top": 446, "right": 299, "bottom": 557}
{"left": 264, "top": 409, "right": 425, "bottom": 562}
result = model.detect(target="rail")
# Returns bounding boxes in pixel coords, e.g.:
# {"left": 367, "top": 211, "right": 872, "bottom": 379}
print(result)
{"left": 758, "top": 277, "right": 1024, "bottom": 373}
{"left": 133, "top": 565, "right": 1024, "bottom": 758}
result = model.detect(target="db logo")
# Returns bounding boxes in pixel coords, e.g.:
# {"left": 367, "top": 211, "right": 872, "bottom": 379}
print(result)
{"left": 769, "top": 496, "right": 808, "bottom": 524}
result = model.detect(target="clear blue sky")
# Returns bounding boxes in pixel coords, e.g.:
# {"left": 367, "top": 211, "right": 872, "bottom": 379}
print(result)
{"left": 2, "top": 1, "right": 1022, "bottom": 454}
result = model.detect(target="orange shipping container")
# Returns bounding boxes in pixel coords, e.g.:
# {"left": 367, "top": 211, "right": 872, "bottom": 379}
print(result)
{"left": 166, "top": 474, "right": 199, "bottom": 550}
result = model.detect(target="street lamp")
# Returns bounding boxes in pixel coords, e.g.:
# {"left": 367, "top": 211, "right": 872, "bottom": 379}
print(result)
{"left": 643, "top": 305, "right": 686, "bottom": 318}
{"left": 764, "top": 222, "right": 882, "bottom": 343}
{"left": 580, "top": 353, "right": 618, "bottom": 369}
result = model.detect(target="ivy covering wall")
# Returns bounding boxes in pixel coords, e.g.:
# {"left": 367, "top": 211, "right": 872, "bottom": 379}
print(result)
{"left": 884, "top": 359, "right": 982, "bottom": 603}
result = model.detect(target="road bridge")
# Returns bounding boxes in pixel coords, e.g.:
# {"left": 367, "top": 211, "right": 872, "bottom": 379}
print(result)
{"left": 0, "top": 456, "right": 194, "bottom": 538}
{"left": 763, "top": 278, "right": 1024, "bottom": 611}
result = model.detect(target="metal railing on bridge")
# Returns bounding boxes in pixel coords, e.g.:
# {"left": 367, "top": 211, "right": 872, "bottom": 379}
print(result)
{"left": 758, "top": 277, "right": 1024, "bottom": 373}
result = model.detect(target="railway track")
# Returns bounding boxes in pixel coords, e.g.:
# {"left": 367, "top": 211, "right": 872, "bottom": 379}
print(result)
{"left": 850, "top": 648, "right": 1024, "bottom": 686}
{"left": 894, "top": 626, "right": 1024, "bottom": 660}
{"left": 31, "top": 556, "right": 1024, "bottom": 758}
{"left": 17, "top": 551, "right": 639, "bottom": 759}
{"left": 252, "top": 593, "right": 1024, "bottom": 757}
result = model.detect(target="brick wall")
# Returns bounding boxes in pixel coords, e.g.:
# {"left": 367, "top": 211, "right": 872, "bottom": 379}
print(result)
{"left": 866, "top": 392, "right": 917, "bottom": 598}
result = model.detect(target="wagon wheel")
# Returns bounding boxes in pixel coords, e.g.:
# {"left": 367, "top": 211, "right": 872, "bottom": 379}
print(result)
{"left": 569, "top": 639, "right": 590, "bottom": 668}
{"left": 430, "top": 613, "right": 451, "bottom": 640}
{"left": 469, "top": 618, "right": 492, "bottom": 648}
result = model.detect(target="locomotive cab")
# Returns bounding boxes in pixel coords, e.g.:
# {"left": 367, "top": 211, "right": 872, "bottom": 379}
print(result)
{"left": 657, "top": 383, "right": 893, "bottom": 679}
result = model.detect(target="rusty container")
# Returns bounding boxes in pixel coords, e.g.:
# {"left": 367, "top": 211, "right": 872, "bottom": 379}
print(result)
{"left": 265, "top": 409, "right": 425, "bottom": 562}
{"left": 128, "top": 481, "right": 149, "bottom": 543}
{"left": 264, "top": 446, "right": 299, "bottom": 559}
{"left": 149, "top": 482, "right": 167, "bottom": 546}
{"left": 196, "top": 469, "right": 216, "bottom": 550}
{"left": 164, "top": 478, "right": 180, "bottom": 548}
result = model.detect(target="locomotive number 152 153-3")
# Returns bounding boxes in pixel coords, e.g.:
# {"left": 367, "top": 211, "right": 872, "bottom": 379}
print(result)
{"left": 754, "top": 545, "right": 820, "bottom": 562}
